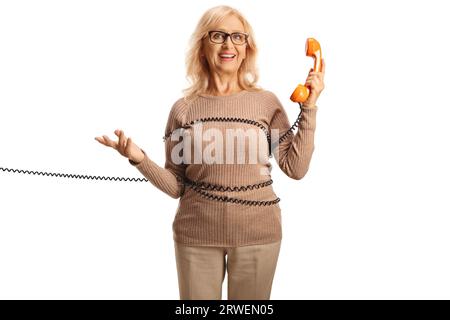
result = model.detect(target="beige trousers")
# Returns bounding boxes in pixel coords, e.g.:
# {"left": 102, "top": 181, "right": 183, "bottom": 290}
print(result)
{"left": 174, "top": 240, "right": 281, "bottom": 300}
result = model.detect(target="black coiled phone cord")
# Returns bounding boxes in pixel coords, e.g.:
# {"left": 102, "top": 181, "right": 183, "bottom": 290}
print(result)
{"left": 0, "top": 104, "right": 304, "bottom": 206}
{"left": 163, "top": 102, "right": 304, "bottom": 157}
{"left": 0, "top": 166, "right": 147, "bottom": 182}
{"left": 183, "top": 177, "right": 281, "bottom": 206}
{"left": 0, "top": 166, "right": 280, "bottom": 206}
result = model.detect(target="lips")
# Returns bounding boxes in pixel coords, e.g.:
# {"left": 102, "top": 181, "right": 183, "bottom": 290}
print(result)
{"left": 219, "top": 52, "right": 236, "bottom": 59}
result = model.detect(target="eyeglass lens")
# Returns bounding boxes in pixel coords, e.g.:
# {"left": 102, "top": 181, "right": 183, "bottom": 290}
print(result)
{"left": 210, "top": 31, "right": 246, "bottom": 44}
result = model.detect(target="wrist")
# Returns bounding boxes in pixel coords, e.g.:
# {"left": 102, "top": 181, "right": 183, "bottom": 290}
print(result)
{"left": 129, "top": 149, "right": 146, "bottom": 165}
{"left": 304, "top": 91, "right": 319, "bottom": 105}
{"left": 302, "top": 101, "right": 317, "bottom": 109}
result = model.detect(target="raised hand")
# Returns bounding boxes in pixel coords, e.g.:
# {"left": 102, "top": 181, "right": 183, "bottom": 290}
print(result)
{"left": 95, "top": 129, "right": 145, "bottom": 164}
{"left": 304, "top": 58, "right": 325, "bottom": 107}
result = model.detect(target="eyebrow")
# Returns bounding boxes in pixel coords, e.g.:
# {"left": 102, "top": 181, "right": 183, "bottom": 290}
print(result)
{"left": 215, "top": 28, "right": 246, "bottom": 33}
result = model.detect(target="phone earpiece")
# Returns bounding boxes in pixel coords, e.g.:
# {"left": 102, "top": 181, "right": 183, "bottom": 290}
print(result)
{"left": 290, "top": 37, "right": 322, "bottom": 103}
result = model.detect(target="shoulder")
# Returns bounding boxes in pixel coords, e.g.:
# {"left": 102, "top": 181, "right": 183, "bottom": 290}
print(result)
{"left": 259, "top": 89, "right": 277, "bottom": 98}
{"left": 170, "top": 96, "right": 189, "bottom": 112}
{"left": 162, "top": 97, "right": 189, "bottom": 133}
{"left": 251, "top": 90, "right": 284, "bottom": 116}
{"left": 252, "top": 89, "right": 282, "bottom": 106}
{"left": 167, "top": 96, "right": 191, "bottom": 121}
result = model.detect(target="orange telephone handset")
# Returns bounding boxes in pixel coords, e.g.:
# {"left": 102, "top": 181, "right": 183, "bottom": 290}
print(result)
{"left": 290, "top": 38, "right": 322, "bottom": 103}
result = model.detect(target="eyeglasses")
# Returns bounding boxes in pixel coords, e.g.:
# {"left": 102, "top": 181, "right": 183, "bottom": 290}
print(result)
{"left": 208, "top": 30, "right": 248, "bottom": 45}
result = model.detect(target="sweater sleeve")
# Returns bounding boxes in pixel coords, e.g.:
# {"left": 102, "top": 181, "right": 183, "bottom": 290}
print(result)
{"left": 268, "top": 91, "right": 318, "bottom": 180}
{"left": 128, "top": 99, "right": 187, "bottom": 199}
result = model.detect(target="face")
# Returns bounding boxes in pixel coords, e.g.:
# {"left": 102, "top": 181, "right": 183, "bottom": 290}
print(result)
{"left": 202, "top": 15, "right": 247, "bottom": 75}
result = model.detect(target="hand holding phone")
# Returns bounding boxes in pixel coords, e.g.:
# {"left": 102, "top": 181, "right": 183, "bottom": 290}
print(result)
{"left": 290, "top": 38, "right": 323, "bottom": 103}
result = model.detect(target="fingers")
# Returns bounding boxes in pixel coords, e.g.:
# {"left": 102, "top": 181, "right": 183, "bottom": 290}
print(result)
{"left": 306, "top": 62, "right": 325, "bottom": 90}
{"left": 126, "top": 137, "right": 131, "bottom": 151}
{"left": 114, "top": 129, "right": 128, "bottom": 151}
{"left": 120, "top": 130, "right": 125, "bottom": 150}
{"left": 303, "top": 58, "right": 325, "bottom": 98}
{"left": 306, "top": 74, "right": 319, "bottom": 83}
{"left": 308, "top": 58, "right": 325, "bottom": 77}
{"left": 96, "top": 129, "right": 130, "bottom": 151}
{"left": 99, "top": 135, "right": 117, "bottom": 149}
{"left": 95, "top": 132, "right": 119, "bottom": 149}
{"left": 121, "top": 131, "right": 127, "bottom": 150}
{"left": 305, "top": 77, "right": 320, "bottom": 87}
{"left": 95, "top": 135, "right": 106, "bottom": 145}
{"left": 114, "top": 129, "right": 122, "bottom": 149}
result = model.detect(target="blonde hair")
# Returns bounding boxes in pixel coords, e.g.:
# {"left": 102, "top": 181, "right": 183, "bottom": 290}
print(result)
{"left": 182, "top": 5, "right": 264, "bottom": 103}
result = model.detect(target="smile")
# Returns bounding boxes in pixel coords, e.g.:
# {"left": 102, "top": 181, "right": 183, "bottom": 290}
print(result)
{"left": 219, "top": 53, "right": 236, "bottom": 61}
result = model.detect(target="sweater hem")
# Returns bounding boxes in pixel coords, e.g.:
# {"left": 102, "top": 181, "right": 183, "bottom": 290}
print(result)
{"left": 172, "top": 236, "right": 282, "bottom": 248}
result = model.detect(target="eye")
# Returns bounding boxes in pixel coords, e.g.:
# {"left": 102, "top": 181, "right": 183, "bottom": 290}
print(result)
{"left": 212, "top": 32, "right": 225, "bottom": 40}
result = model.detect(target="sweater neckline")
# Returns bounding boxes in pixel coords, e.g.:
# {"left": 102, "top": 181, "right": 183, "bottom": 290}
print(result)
{"left": 198, "top": 90, "right": 249, "bottom": 100}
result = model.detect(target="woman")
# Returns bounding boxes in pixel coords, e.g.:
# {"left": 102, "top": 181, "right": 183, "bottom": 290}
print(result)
{"left": 95, "top": 5, "right": 325, "bottom": 300}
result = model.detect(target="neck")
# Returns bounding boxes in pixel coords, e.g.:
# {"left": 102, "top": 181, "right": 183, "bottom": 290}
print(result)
{"left": 206, "top": 71, "right": 242, "bottom": 96}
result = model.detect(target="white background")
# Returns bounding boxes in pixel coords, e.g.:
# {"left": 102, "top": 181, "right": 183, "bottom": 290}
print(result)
{"left": 1, "top": 0, "right": 449, "bottom": 299}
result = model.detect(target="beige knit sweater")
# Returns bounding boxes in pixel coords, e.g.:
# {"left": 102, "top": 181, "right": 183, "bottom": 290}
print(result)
{"left": 130, "top": 90, "right": 318, "bottom": 247}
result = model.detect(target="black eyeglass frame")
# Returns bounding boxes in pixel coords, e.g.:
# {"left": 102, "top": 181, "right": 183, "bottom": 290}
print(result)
{"left": 207, "top": 30, "right": 249, "bottom": 45}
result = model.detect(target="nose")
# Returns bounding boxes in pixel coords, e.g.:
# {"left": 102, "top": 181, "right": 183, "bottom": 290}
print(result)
{"left": 222, "top": 35, "right": 234, "bottom": 48}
